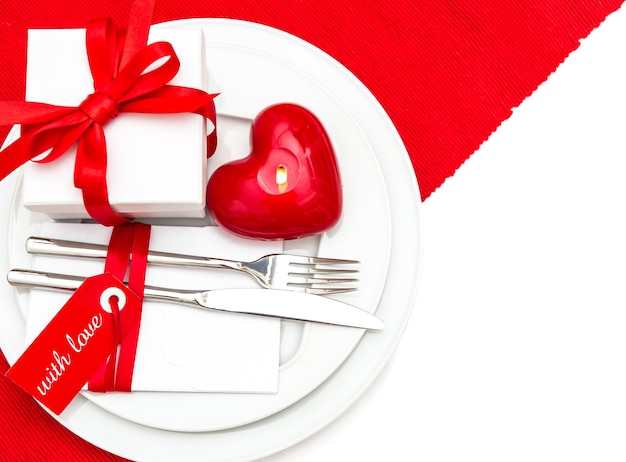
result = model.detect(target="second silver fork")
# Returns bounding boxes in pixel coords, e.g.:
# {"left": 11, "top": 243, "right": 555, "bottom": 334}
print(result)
{"left": 25, "top": 236, "right": 359, "bottom": 295}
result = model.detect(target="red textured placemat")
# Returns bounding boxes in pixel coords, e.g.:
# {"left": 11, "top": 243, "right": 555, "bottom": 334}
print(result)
{"left": 0, "top": 1, "right": 623, "bottom": 461}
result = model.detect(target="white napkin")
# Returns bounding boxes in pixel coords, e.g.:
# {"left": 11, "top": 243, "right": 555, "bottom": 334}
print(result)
{"left": 24, "top": 222, "right": 282, "bottom": 393}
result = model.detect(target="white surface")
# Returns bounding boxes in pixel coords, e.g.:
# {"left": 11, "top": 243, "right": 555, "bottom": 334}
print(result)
{"left": 260, "top": 5, "right": 626, "bottom": 461}
{"left": 0, "top": 18, "right": 420, "bottom": 461}
{"left": 22, "top": 27, "right": 209, "bottom": 219}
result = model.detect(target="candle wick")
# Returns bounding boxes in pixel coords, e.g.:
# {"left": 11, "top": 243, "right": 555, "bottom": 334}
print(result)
{"left": 276, "top": 164, "right": 288, "bottom": 193}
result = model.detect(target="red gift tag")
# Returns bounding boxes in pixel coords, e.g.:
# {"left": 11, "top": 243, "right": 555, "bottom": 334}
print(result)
{"left": 6, "top": 273, "right": 141, "bottom": 415}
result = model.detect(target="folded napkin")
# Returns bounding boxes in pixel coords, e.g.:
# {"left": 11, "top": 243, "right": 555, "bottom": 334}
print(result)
{"left": 24, "top": 222, "right": 282, "bottom": 393}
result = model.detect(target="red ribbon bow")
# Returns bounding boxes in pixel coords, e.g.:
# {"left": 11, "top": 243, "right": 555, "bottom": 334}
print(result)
{"left": 0, "top": 17, "right": 217, "bottom": 226}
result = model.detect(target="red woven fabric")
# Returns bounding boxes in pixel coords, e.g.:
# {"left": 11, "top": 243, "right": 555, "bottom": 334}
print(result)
{"left": 0, "top": 1, "right": 623, "bottom": 460}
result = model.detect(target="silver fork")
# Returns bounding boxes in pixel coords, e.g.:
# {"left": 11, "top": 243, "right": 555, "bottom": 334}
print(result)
{"left": 25, "top": 237, "right": 359, "bottom": 295}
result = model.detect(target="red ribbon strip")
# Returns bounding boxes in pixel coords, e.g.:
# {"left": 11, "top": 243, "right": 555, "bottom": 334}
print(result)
{"left": 0, "top": 16, "right": 217, "bottom": 226}
{"left": 88, "top": 222, "right": 151, "bottom": 392}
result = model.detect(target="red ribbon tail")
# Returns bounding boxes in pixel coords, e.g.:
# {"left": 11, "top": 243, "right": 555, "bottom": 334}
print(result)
{"left": 0, "top": 113, "right": 88, "bottom": 181}
{"left": 114, "top": 223, "right": 151, "bottom": 391}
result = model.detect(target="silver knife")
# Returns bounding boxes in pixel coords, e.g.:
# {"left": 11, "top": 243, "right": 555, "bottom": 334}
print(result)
{"left": 7, "top": 269, "right": 384, "bottom": 331}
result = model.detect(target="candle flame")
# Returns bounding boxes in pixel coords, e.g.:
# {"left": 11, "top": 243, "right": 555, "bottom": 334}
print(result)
{"left": 276, "top": 164, "right": 288, "bottom": 193}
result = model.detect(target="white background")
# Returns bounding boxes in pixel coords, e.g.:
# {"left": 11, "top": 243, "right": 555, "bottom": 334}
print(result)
{"left": 265, "top": 4, "right": 626, "bottom": 461}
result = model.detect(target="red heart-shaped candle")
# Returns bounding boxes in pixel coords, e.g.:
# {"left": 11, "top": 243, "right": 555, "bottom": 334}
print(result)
{"left": 207, "top": 103, "right": 342, "bottom": 240}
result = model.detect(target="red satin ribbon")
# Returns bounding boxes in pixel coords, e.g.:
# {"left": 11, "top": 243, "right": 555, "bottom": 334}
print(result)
{"left": 88, "top": 222, "right": 151, "bottom": 392}
{"left": 0, "top": 16, "right": 217, "bottom": 226}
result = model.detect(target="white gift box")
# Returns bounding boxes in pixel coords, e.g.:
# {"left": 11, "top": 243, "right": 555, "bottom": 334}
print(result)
{"left": 21, "top": 27, "right": 212, "bottom": 220}
{"left": 25, "top": 223, "right": 282, "bottom": 393}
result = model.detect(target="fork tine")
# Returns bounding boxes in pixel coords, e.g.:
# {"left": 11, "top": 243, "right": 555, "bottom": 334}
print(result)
{"left": 288, "top": 267, "right": 359, "bottom": 276}
{"left": 289, "top": 276, "right": 359, "bottom": 285}
{"left": 288, "top": 256, "right": 360, "bottom": 266}
{"left": 308, "top": 257, "right": 359, "bottom": 265}
{"left": 292, "top": 286, "right": 358, "bottom": 295}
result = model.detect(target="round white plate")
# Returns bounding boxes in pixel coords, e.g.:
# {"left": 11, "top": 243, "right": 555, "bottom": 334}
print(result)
{"left": 5, "top": 18, "right": 392, "bottom": 432}
{"left": 0, "top": 19, "right": 422, "bottom": 461}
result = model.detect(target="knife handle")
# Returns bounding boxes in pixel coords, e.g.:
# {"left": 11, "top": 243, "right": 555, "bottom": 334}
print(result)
{"left": 7, "top": 269, "right": 202, "bottom": 308}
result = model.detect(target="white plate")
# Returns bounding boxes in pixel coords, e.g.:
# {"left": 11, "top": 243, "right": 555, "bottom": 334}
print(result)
{"left": 4, "top": 18, "right": 392, "bottom": 432}
{"left": 0, "top": 19, "right": 422, "bottom": 461}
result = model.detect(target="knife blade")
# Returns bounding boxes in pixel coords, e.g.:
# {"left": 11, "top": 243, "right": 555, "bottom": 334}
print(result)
{"left": 7, "top": 269, "right": 384, "bottom": 331}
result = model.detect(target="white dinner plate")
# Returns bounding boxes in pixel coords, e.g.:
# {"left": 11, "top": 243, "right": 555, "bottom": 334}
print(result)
{"left": 4, "top": 17, "right": 392, "bottom": 432}
{"left": 0, "top": 19, "right": 422, "bottom": 461}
